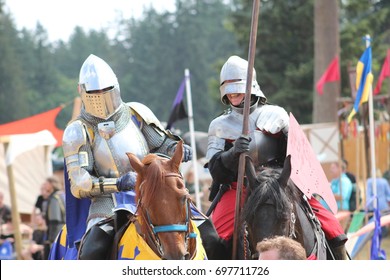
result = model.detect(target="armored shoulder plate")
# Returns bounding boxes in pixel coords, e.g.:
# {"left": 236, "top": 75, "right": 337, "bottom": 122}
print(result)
{"left": 208, "top": 110, "right": 244, "bottom": 140}
{"left": 127, "top": 102, "right": 165, "bottom": 131}
{"left": 62, "top": 120, "right": 88, "bottom": 156}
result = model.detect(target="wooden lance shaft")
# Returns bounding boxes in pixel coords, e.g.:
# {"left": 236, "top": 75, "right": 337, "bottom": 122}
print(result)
{"left": 232, "top": 0, "right": 260, "bottom": 260}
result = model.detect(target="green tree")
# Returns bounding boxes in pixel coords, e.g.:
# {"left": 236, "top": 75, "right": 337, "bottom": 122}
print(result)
{"left": 118, "top": 0, "right": 239, "bottom": 132}
{"left": 0, "top": 1, "right": 29, "bottom": 123}
{"left": 231, "top": 0, "right": 315, "bottom": 124}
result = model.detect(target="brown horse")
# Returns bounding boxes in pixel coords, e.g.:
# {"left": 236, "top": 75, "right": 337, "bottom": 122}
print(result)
{"left": 116, "top": 141, "right": 207, "bottom": 260}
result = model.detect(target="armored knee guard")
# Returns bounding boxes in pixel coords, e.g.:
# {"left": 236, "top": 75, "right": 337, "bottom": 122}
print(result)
{"left": 78, "top": 220, "right": 115, "bottom": 260}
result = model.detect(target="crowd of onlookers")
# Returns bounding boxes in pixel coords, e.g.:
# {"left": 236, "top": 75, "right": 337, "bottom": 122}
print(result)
{"left": 0, "top": 175, "right": 65, "bottom": 260}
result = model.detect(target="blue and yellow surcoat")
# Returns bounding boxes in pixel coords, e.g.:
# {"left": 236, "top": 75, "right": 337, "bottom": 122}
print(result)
{"left": 118, "top": 221, "right": 207, "bottom": 260}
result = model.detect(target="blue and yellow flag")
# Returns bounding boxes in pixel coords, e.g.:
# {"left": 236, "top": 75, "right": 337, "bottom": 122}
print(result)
{"left": 347, "top": 46, "right": 374, "bottom": 123}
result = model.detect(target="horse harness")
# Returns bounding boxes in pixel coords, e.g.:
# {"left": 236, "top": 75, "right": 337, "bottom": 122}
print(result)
{"left": 297, "top": 195, "right": 327, "bottom": 260}
{"left": 136, "top": 172, "right": 197, "bottom": 259}
{"left": 243, "top": 198, "right": 300, "bottom": 260}
{"left": 244, "top": 195, "right": 327, "bottom": 260}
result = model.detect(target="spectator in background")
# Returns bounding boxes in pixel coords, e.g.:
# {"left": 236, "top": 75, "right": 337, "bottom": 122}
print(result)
{"left": 383, "top": 167, "right": 390, "bottom": 184}
{"left": 43, "top": 176, "right": 66, "bottom": 259}
{"left": 0, "top": 190, "right": 11, "bottom": 226}
{"left": 329, "top": 162, "right": 353, "bottom": 211}
{"left": 366, "top": 169, "right": 390, "bottom": 213}
{"left": 342, "top": 159, "right": 358, "bottom": 212}
{"left": 31, "top": 184, "right": 49, "bottom": 226}
{"left": 257, "top": 236, "right": 306, "bottom": 260}
{"left": 342, "top": 159, "right": 357, "bottom": 185}
{"left": 30, "top": 213, "right": 47, "bottom": 260}
{"left": 0, "top": 212, "right": 33, "bottom": 259}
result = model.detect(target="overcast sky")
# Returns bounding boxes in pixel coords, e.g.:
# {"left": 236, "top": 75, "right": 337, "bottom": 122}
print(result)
{"left": 4, "top": 0, "right": 175, "bottom": 42}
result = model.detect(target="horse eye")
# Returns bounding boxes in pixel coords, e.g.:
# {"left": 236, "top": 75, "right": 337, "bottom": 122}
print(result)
{"left": 176, "top": 181, "right": 185, "bottom": 190}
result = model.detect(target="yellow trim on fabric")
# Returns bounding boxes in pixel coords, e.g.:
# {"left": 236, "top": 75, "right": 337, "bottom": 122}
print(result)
{"left": 192, "top": 221, "right": 208, "bottom": 260}
{"left": 119, "top": 223, "right": 161, "bottom": 260}
{"left": 59, "top": 225, "right": 67, "bottom": 247}
{"left": 118, "top": 220, "right": 207, "bottom": 260}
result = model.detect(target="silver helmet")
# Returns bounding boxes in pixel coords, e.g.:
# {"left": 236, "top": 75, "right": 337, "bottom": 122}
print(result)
{"left": 219, "top": 55, "right": 266, "bottom": 105}
{"left": 78, "top": 54, "right": 123, "bottom": 119}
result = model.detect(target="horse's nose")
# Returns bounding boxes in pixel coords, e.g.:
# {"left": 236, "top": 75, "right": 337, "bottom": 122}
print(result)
{"left": 162, "top": 251, "right": 189, "bottom": 260}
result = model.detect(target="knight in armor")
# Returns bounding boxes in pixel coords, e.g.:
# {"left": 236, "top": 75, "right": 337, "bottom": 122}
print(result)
{"left": 206, "top": 55, "right": 348, "bottom": 259}
{"left": 62, "top": 54, "right": 192, "bottom": 259}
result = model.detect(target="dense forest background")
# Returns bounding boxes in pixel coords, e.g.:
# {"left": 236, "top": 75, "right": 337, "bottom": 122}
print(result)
{"left": 0, "top": 0, "right": 389, "bottom": 135}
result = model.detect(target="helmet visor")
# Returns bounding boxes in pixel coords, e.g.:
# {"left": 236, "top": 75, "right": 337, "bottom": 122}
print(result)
{"left": 81, "top": 86, "right": 122, "bottom": 119}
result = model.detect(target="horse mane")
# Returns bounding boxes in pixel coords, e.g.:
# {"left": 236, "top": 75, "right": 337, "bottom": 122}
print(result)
{"left": 135, "top": 153, "right": 165, "bottom": 207}
{"left": 242, "top": 167, "right": 301, "bottom": 225}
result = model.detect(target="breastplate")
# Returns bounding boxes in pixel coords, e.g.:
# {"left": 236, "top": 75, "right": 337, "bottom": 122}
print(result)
{"left": 93, "top": 120, "right": 148, "bottom": 177}
{"left": 248, "top": 130, "right": 281, "bottom": 170}
{"left": 209, "top": 108, "right": 281, "bottom": 169}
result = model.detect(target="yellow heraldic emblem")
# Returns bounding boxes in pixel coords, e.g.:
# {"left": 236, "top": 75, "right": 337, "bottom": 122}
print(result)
{"left": 118, "top": 220, "right": 207, "bottom": 260}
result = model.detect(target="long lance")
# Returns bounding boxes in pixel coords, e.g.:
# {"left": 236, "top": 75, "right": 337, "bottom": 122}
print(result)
{"left": 232, "top": 0, "right": 260, "bottom": 260}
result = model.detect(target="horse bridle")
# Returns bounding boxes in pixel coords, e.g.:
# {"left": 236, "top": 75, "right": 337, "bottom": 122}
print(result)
{"left": 137, "top": 172, "right": 197, "bottom": 258}
{"left": 245, "top": 200, "right": 298, "bottom": 260}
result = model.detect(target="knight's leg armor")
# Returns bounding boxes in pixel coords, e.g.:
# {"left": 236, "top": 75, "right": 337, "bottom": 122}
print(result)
{"left": 78, "top": 219, "right": 115, "bottom": 260}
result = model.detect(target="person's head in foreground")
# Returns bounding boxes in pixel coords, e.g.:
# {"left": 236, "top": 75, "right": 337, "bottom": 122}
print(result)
{"left": 257, "top": 236, "right": 306, "bottom": 260}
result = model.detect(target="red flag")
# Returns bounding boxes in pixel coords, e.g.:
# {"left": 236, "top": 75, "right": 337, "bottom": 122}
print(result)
{"left": 316, "top": 56, "right": 340, "bottom": 95}
{"left": 0, "top": 106, "right": 64, "bottom": 147}
{"left": 373, "top": 49, "right": 390, "bottom": 95}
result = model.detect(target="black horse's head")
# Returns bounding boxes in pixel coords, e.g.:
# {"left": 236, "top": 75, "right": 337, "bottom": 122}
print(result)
{"left": 242, "top": 155, "right": 303, "bottom": 258}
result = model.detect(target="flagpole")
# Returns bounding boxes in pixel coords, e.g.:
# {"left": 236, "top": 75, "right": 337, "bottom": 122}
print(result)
{"left": 184, "top": 69, "right": 202, "bottom": 211}
{"left": 365, "top": 35, "right": 377, "bottom": 211}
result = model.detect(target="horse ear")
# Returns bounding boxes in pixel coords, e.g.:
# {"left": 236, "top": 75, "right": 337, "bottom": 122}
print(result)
{"left": 278, "top": 155, "right": 292, "bottom": 187}
{"left": 170, "top": 140, "right": 183, "bottom": 170}
{"left": 126, "top": 152, "right": 143, "bottom": 173}
{"left": 245, "top": 155, "right": 258, "bottom": 189}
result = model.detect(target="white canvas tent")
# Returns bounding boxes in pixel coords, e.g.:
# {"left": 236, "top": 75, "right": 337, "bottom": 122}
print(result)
{"left": 0, "top": 130, "right": 57, "bottom": 215}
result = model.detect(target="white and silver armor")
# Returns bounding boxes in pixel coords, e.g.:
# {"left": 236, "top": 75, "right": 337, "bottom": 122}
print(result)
{"left": 207, "top": 104, "right": 289, "bottom": 170}
{"left": 63, "top": 54, "right": 186, "bottom": 229}
{"left": 207, "top": 55, "right": 289, "bottom": 170}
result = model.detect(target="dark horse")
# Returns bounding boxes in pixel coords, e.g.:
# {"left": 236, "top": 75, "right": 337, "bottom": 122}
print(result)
{"left": 115, "top": 141, "right": 207, "bottom": 260}
{"left": 241, "top": 155, "right": 338, "bottom": 260}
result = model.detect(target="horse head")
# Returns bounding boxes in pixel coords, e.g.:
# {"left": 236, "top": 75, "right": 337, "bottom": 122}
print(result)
{"left": 243, "top": 155, "right": 302, "bottom": 258}
{"left": 126, "top": 140, "right": 195, "bottom": 260}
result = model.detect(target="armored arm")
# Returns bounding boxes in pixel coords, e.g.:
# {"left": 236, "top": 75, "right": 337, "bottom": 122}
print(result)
{"left": 256, "top": 104, "right": 289, "bottom": 135}
{"left": 206, "top": 122, "right": 238, "bottom": 185}
{"left": 129, "top": 102, "right": 192, "bottom": 162}
{"left": 63, "top": 120, "right": 120, "bottom": 199}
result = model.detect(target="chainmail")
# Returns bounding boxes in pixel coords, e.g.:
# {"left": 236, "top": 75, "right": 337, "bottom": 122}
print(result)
{"left": 87, "top": 194, "right": 116, "bottom": 222}
{"left": 79, "top": 103, "right": 131, "bottom": 134}
{"left": 142, "top": 123, "right": 176, "bottom": 157}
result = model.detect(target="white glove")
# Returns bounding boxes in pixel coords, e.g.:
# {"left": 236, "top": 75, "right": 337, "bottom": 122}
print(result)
{"left": 256, "top": 105, "right": 289, "bottom": 135}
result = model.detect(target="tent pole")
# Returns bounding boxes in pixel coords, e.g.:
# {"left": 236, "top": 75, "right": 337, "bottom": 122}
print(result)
{"left": 3, "top": 140, "right": 23, "bottom": 260}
